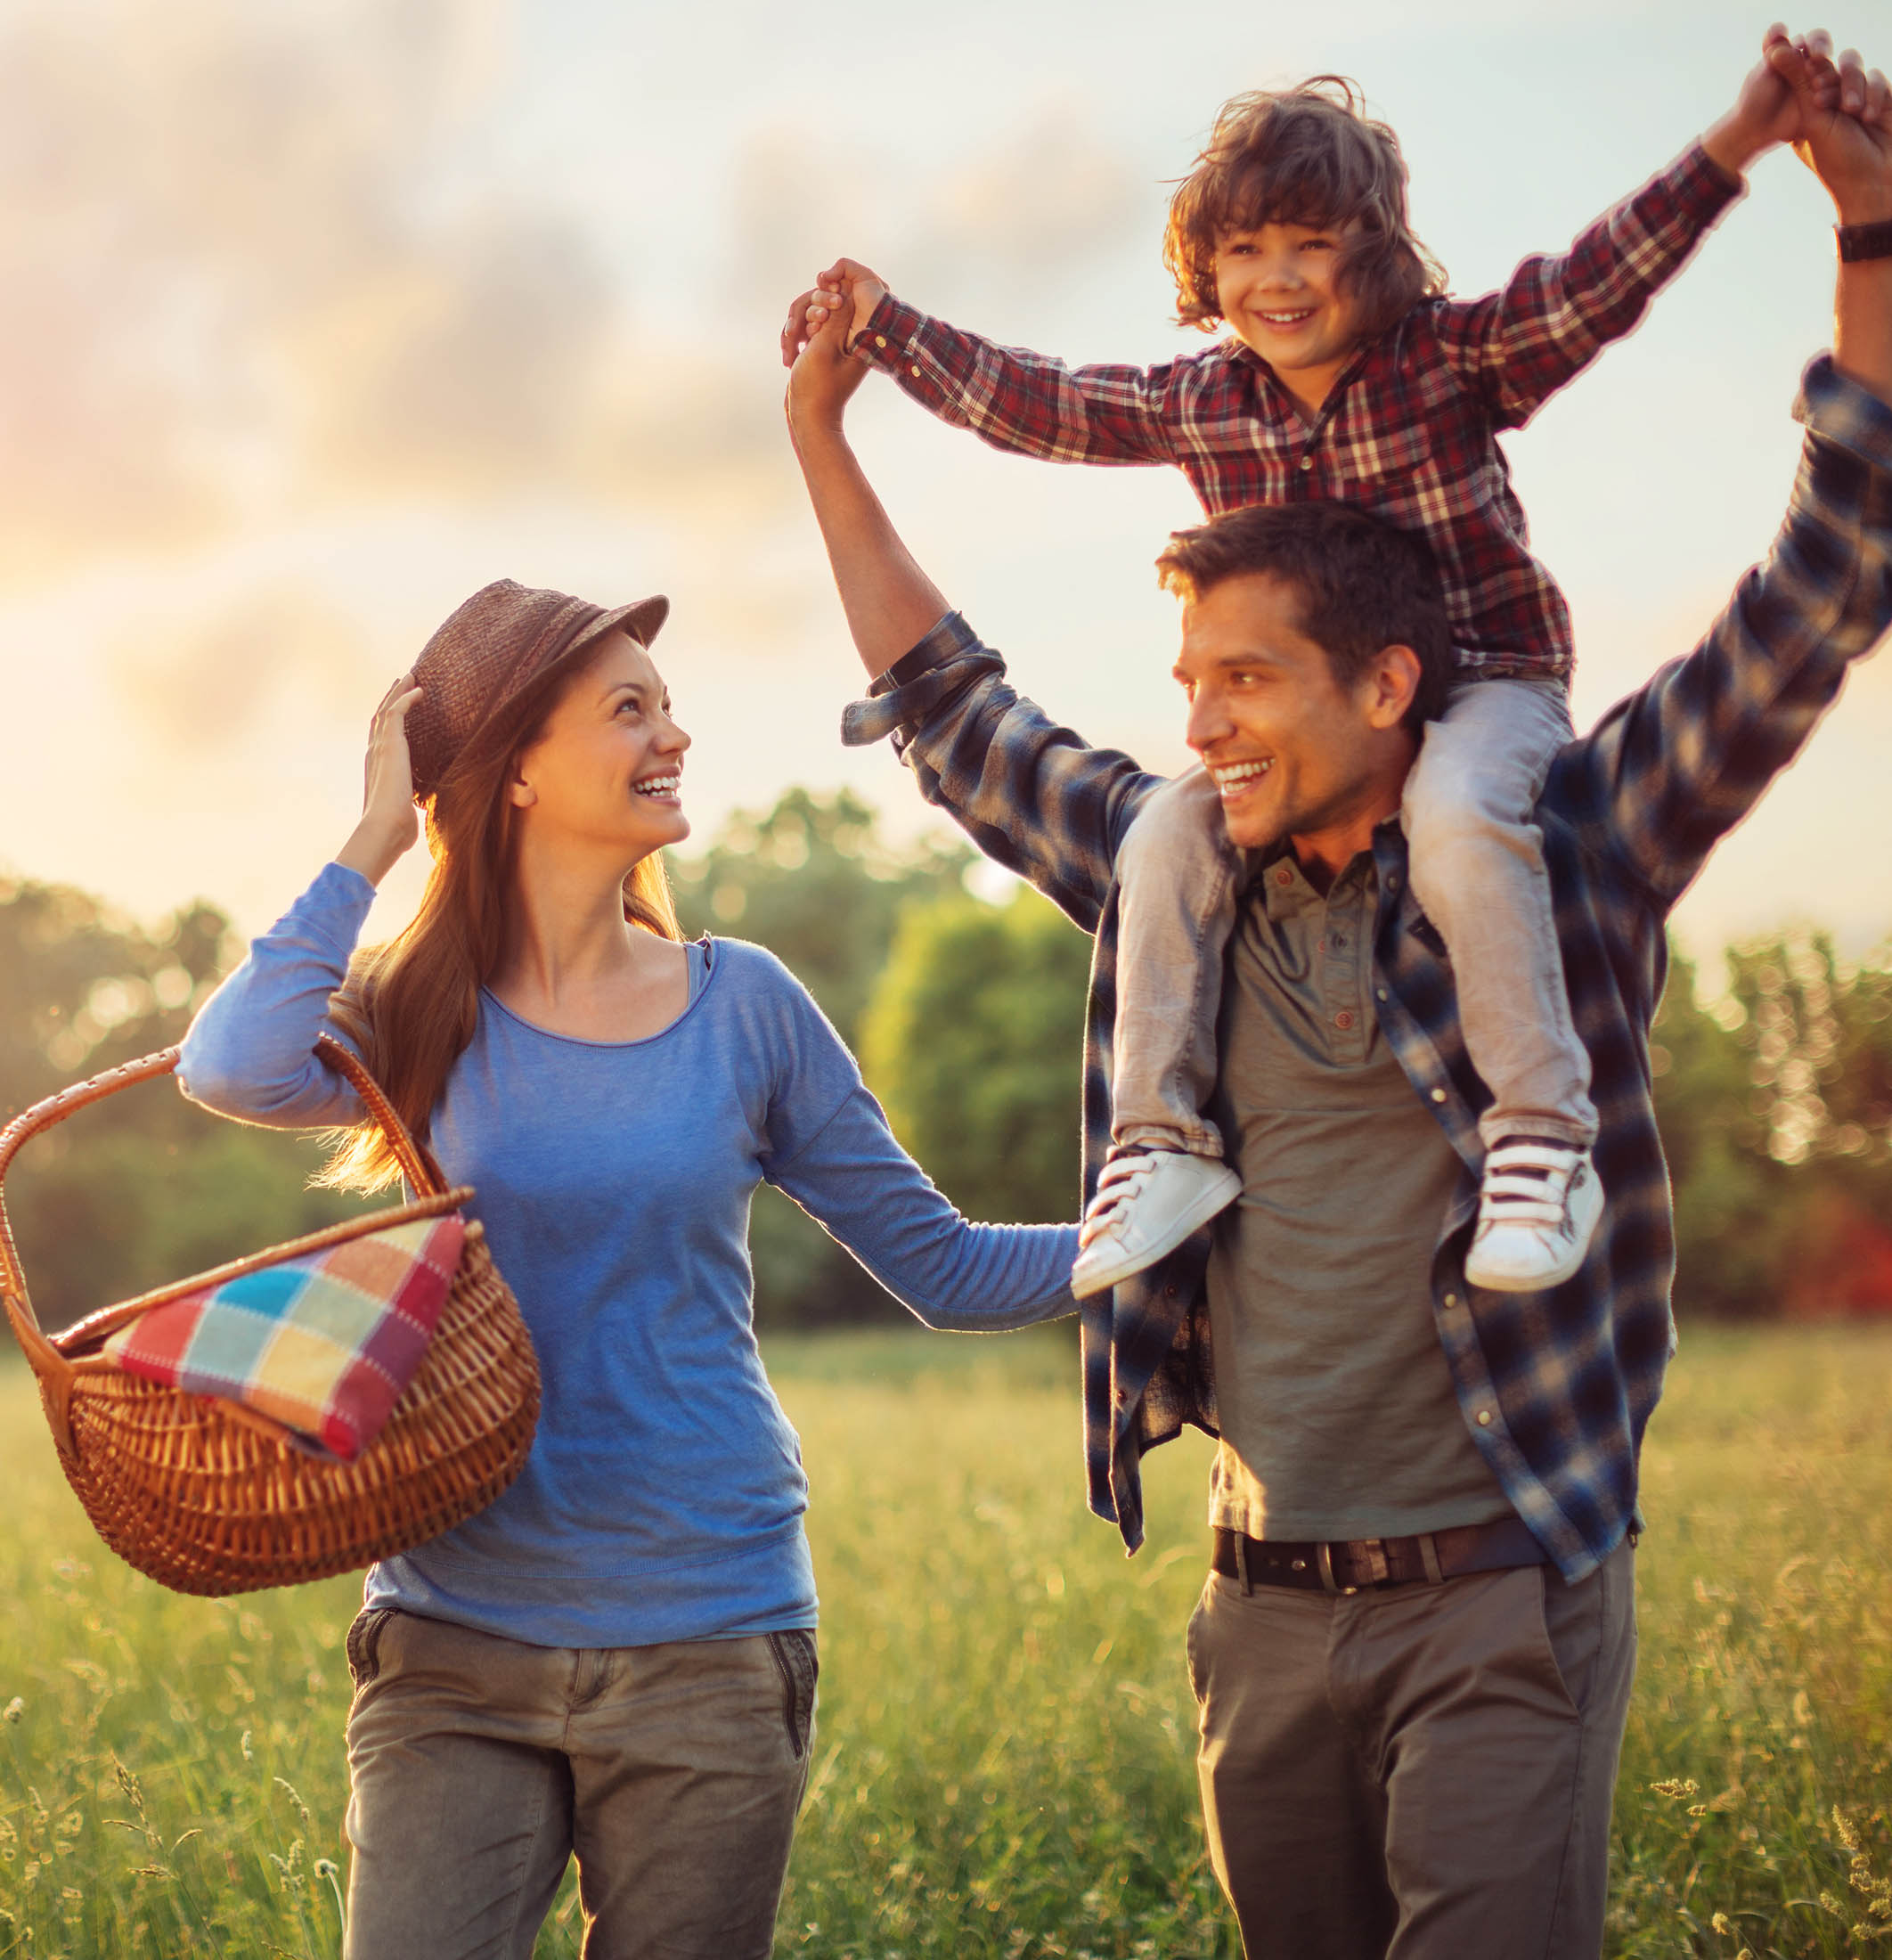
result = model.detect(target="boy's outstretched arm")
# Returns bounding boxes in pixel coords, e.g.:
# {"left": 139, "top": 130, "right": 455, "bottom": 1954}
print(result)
{"left": 1437, "top": 22, "right": 1850, "bottom": 428}
{"left": 777, "top": 257, "right": 1186, "bottom": 471}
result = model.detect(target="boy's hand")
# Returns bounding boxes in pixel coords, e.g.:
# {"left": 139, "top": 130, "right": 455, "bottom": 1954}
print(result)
{"left": 1701, "top": 21, "right": 1844, "bottom": 177}
{"left": 779, "top": 257, "right": 888, "bottom": 368}
{"left": 785, "top": 285, "right": 871, "bottom": 444}
{"left": 1766, "top": 28, "right": 1892, "bottom": 222}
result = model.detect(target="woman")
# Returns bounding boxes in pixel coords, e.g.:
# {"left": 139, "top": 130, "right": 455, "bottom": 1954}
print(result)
{"left": 178, "top": 577, "right": 1079, "bottom": 1960}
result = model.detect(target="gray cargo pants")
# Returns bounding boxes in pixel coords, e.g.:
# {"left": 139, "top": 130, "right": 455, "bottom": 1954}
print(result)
{"left": 1187, "top": 1539, "right": 1636, "bottom": 1959}
{"left": 340, "top": 1607, "right": 818, "bottom": 1960}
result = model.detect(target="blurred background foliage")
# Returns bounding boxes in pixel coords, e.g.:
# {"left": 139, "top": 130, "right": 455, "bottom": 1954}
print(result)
{"left": 4, "top": 789, "right": 1892, "bottom": 1336}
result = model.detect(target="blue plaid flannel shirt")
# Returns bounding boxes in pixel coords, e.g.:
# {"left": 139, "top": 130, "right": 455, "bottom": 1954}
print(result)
{"left": 843, "top": 355, "right": 1892, "bottom": 1580}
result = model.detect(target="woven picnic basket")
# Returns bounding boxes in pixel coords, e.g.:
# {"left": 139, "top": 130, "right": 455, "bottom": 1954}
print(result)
{"left": 0, "top": 1034, "right": 540, "bottom": 1597}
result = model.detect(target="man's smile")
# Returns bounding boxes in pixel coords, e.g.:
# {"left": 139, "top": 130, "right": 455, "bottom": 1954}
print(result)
{"left": 1210, "top": 756, "right": 1275, "bottom": 802}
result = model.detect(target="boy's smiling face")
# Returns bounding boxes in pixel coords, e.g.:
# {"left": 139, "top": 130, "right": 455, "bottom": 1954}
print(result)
{"left": 1214, "top": 219, "right": 1364, "bottom": 410}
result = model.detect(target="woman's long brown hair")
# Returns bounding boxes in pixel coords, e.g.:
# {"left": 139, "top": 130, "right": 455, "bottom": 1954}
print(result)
{"left": 317, "top": 641, "right": 681, "bottom": 1192}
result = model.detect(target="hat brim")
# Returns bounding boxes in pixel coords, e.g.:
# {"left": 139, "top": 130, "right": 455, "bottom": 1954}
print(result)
{"left": 571, "top": 593, "right": 670, "bottom": 658}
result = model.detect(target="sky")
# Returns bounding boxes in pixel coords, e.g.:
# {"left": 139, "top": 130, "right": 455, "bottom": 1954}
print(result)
{"left": 1, "top": 0, "right": 1888, "bottom": 986}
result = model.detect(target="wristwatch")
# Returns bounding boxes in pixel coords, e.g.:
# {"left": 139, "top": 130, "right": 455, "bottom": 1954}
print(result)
{"left": 1837, "top": 218, "right": 1892, "bottom": 262}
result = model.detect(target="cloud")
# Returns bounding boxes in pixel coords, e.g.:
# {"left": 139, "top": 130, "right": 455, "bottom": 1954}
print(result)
{"left": 922, "top": 103, "right": 1143, "bottom": 278}
{"left": 0, "top": 0, "right": 796, "bottom": 584}
{"left": 724, "top": 99, "right": 1146, "bottom": 324}
{"left": 104, "top": 577, "right": 383, "bottom": 752}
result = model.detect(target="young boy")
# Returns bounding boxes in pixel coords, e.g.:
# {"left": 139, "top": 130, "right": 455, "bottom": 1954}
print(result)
{"left": 785, "top": 40, "right": 1808, "bottom": 1298}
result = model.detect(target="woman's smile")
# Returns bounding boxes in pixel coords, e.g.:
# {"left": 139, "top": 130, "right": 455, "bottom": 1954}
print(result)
{"left": 632, "top": 770, "right": 683, "bottom": 805}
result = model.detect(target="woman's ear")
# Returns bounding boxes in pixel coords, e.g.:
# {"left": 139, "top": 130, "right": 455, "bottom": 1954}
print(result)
{"left": 506, "top": 764, "right": 538, "bottom": 811}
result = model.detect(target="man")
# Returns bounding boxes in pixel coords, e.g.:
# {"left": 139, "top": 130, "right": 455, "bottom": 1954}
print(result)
{"left": 785, "top": 34, "right": 1891, "bottom": 1960}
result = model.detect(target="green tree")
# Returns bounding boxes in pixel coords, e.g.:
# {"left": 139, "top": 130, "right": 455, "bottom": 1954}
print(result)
{"left": 860, "top": 886, "right": 1092, "bottom": 1224}
{"left": 1652, "top": 929, "right": 1892, "bottom": 1319}
{"left": 668, "top": 788, "right": 970, "bottom": 1045}
{"left": 1652, "top": 945, "right": 1795, "bottom": 1318}
{"left": 0, "top": 873, "right": 363, "bottom": 1333}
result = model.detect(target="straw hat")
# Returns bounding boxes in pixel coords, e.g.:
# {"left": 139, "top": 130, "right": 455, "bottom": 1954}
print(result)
{"left": 405, "top": 579, "right": 670, "bottom": 797}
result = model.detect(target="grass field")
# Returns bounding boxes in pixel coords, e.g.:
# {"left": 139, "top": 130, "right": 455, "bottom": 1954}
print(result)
{"left": 1, "top": 1323, "right": 1888, "bottom": 1959}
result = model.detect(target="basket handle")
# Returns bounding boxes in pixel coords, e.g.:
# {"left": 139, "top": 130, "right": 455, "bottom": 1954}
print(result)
{"left": 0, "top": 1049, "right": 184, "bottom": 1409}
{"left": 0, "top": 1034, "right": 447, "bottom": 1423}
{"left": 312, "top": 1033, "right": 450, "bottom": 1198}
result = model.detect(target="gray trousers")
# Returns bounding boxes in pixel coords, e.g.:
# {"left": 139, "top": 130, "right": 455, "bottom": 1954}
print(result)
{"left": 1112, "top": 675, "right": 1597, "bottom": 1157}
{"left": 1187, "top": 1539, "right": 1637, "bottom": 1960}
{"left": 340, "top": 1608, "right": 817, "bottom": 1960}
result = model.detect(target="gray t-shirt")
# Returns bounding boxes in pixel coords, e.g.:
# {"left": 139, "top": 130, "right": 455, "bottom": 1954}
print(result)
{"left": 1205, "top": 847, "right": 1510, "bottom": 1541}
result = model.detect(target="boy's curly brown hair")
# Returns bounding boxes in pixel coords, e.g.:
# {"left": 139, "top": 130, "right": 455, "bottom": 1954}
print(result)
{"left": 1164, "top": 77, "right": 1448, "bottom": 339}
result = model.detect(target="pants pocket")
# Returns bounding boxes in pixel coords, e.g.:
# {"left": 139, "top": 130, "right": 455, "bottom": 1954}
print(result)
{"left": 345, "top": 1606, "right": 399, "bottom": 1691}
{"left": 764, "top": 1628, "right": 820, "bottom": 1760}
{"left": 1186, "top": 1583, "right": 1211, "bottom": 1705}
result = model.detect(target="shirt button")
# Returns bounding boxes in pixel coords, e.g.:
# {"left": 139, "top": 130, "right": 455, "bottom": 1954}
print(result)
{"left": 1477, "top": 1409, "right": 1494, "bottom": 1427}
{"left": 1375, "top": 987, "right": 1389, "bottom": 1001}
{"left": 1275, "top": 867, "right": 1293, "bottom": 886}
{"left": 909, "top": 363, "right": 923, "bottom": 379}
{"left": 1388, "top": 873, "right": 1400, "bottom": 891}
{"left": 875, "top": 335, "right": 888, "bottom": 348}
{"left": 1431, "top": 1087, "right": 1448, "bottom": 1104}
{"left": 1443, "top": 1291, "right": 1459, "bottom": 1309}
{"left": 1299, "top": 455, "right": 1314, "bottom": 471}
{"left": 1333, "top": 1010, "right": 1355, "bottom": 1031}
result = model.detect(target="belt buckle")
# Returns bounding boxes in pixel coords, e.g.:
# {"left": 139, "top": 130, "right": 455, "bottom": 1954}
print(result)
{"left": 1319, "top": 1538, "right": 1389, "bottom": 1593}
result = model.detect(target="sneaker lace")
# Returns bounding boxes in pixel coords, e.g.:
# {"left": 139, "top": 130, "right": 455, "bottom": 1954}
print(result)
{"left": 1477, "top": 1142, "right": 1578, "bottom": 1232}
{"left": 1079, "top": 1152, "right": 1160, "bottom": 1249}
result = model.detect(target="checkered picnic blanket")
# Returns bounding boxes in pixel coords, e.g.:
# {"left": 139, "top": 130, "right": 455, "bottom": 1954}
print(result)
{"left": 102, "top": 1214, "right": 465, "bottom": 1461}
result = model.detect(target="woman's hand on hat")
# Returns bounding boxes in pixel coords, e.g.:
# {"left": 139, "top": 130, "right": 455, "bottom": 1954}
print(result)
{"left": 337, "top": 674, "right": 424, "bottom": 887}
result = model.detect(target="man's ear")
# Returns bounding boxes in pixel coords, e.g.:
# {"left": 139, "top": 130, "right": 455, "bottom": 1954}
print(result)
{"left": 1361, "top": 643, "right": 1423, "bottom": 731}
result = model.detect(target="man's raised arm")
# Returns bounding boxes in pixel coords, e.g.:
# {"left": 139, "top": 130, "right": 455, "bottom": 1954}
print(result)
{"left": 784, "top": 304, "right": 952, "bottom": 682}
{"left": 785, "top": 308, "right": 1161, "bottom": 933}
{"left": 1565, "top": 37, "right": 1892, "bottom": 903}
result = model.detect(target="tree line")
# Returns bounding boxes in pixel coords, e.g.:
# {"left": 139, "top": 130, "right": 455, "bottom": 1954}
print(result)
{"left": 2, "top": 789, "right": 1888, "bottom": 1335}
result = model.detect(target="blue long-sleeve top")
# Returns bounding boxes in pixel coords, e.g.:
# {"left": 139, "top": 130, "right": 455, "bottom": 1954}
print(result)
{"left": 178, "top": 862, "right": 1078, "bottom": 1647}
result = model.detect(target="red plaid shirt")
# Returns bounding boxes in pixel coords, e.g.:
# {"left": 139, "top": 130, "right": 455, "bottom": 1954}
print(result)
{"left": 855, "top": 144, "right": 1741, "bottom": 681}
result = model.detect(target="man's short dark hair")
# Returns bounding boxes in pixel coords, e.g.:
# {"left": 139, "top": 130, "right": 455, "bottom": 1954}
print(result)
{"left": 1155, "top": 501, "right": 1453, "bottom": 732}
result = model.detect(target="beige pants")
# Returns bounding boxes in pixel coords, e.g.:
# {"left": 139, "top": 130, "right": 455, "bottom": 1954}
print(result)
{"left": 340, "top": 1608, "right": 818, "bottom": 1960}
{"left": 1187, "top": 1540, "right": 1636, "bottom": 1960}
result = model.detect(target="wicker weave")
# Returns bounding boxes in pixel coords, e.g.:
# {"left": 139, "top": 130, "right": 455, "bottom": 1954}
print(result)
{"left": 0, "top": 1034, "right": 540, "bottom": 1597}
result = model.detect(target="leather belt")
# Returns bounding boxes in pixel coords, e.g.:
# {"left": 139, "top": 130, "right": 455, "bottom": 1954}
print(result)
{"left": 1212, "top": 1515, "right": 1548, "bottom": 1595}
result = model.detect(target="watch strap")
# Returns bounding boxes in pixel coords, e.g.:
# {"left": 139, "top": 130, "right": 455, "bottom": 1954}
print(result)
{"left": 1837, "top": 218, "right": 1892, "bottom": 263}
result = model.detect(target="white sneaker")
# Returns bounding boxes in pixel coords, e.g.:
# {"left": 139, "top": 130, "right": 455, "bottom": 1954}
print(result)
{"left": 1464, "top": 1139, "right": 1603, "bottom": 1292}
{"left": 1071, "top": 1150, "right": 1241, "bottom": 1299}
